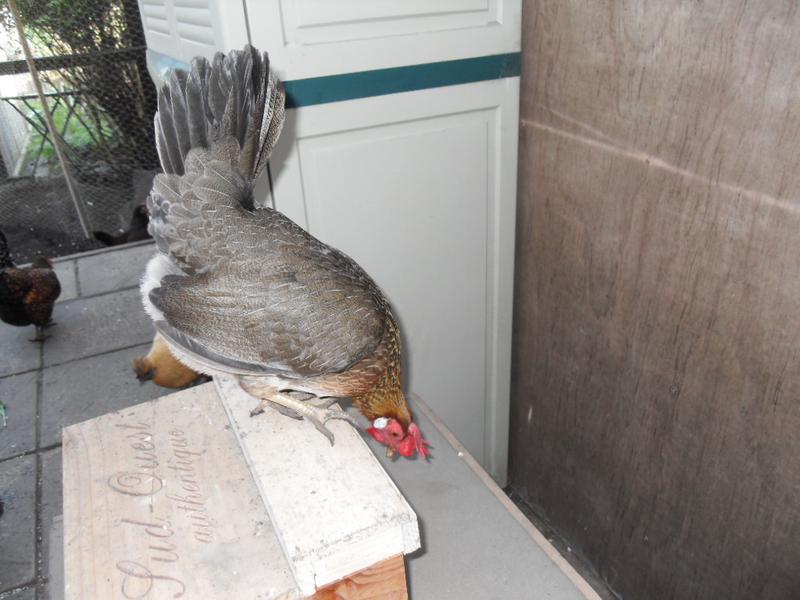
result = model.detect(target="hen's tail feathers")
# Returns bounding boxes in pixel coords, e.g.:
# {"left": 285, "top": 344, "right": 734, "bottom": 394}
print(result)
{"left": 147, "top": 45, "right": 286, "bottom": 274}
{"left": 154, "top": 45, "right": 285, "bottom": 180}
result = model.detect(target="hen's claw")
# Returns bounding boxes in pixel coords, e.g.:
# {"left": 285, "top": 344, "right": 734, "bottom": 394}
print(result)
{"left": 251, "top": 401, "right": 304, "bottom": 420}
{"left": 248, "top": 389, "right": 357, "bottom": 444}
{"left": 306, "top": 407, "right": 358, "bottom": 446}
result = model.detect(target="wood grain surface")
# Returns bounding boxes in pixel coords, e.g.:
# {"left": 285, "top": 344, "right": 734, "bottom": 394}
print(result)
{"left": 510, "top": 2, "right": 800, "bottom": 599}
{"left": 215, "top": 376, "right": 419, "bottom": 597}
{"left": 311, "top": 556, "right": 407, "bottom": 600}
{"left": 62, "top": 383, "right": 301, "bottom": 599}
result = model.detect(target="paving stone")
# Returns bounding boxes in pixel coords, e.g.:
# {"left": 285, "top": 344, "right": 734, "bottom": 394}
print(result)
{"left": 51, "top": 260, "right": 77, "bottom": 303}
{"left": 0, "top": 372, "right": 37, "bottom": 460}
{"left": 40, "top": 344, "right": 168, "bottom": 447}
{"left": 76, "top": 242, "right": 154, "bottom": 297}
{"left": 38, "top": 583, "right": 54, "bottom": 600}
{"left": 40, "top": 450, "right": 61, "bottom": 579}
{"left": 0, "top": 455, "right": 36, "bottom": 593}
{"left": 0, "top": 586, "right": 35, "bottom": 599}
{"left": 0, "top": 325, "right": 40, "bottom": 378}
{"left": 42, "top": 288, "right": 154, "bottom": 367}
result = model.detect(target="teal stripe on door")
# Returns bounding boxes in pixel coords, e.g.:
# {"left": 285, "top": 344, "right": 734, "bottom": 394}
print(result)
{"left": 284, "top": 53, "right": 521, "bottom": 108}
{"left": 145, "top": 50, "right": 521, "bottom": 108}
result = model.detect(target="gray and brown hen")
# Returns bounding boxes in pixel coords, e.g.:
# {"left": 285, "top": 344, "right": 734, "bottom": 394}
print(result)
{"left": 141, "top": 46, "right": 428, "bottom": 457}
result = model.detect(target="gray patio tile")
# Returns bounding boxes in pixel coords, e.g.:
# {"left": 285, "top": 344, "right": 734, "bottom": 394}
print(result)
{"left": 40, "top": 449, "right": 61, "bottom": 578}
{"left": 42, "top": 288, "right": 154, "bottom": 367}
{"left": 0, "top": 324, "right": 40, "bottom": 378}
{"left": 0, "top": 587, "right": 35, "bottom": 599}
{"left": 39, "top": 582, "right": 55, "bottom": 600}
{"left": 0, "top": 455, "right": 36, "bottom": 593}
{"left": 76, "top": 242, "right": 154, "bottom": 297}
{"left": 0, "top": 372, "right": 37, "bottom": 460}
{"left": 51, "top": 260, "right": 77, "bottom": 303}
{"left": 40, "top": 344, "right": 167, "bottom": 447}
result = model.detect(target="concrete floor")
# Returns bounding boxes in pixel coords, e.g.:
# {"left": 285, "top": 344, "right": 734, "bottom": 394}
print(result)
{"left": 0, "top": 241, "right": 162, "bottom": 599}
{"left": 0, "top": 240, "right": 605, "bottom": 600}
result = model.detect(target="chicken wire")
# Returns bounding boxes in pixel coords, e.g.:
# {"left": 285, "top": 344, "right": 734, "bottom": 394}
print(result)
{"left": 0, "top": 0, "right": 158, "bottom": 263}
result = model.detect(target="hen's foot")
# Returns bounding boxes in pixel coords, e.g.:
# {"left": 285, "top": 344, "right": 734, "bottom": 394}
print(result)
{"left": 250, "top": 392, "right": 357, "bottom": 445}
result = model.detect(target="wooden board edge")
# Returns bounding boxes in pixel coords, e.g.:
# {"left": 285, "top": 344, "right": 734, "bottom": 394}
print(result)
{"left": 309, "top": 555, "right": 407, "bottom": 600}
{"left": 214, "top": 377, "right": 421, "bottom": 584}
{"left": 410, "top": 394, "right": 604, "bottom": 600}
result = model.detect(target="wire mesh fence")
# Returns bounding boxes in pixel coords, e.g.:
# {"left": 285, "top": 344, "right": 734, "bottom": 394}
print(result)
{"left": 0, "top": 0, "right": 157, "bottom": 263}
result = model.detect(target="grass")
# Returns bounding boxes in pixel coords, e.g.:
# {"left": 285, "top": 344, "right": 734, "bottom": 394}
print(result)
{"left": 22, "top": 96, "right": 114, "bottom": 166}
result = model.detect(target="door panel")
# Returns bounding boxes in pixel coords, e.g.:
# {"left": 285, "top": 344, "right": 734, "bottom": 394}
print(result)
{"left": 245, "top": 0, "right": 520, "bottom": 80}
{"left": 269, "top": 79, "right": 518, "bottom": 477}
{"left": 300, "top": 115, "right": 490, "bottom": 457}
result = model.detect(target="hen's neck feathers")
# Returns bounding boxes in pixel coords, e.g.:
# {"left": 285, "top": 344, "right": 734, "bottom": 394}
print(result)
{"left": 351, "top": 311, "right": 412, "bottom": 427}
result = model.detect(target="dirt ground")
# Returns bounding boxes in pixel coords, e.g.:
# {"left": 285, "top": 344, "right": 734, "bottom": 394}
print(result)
{"left": 0, "top": 170, "right": 155, "bottom": 263}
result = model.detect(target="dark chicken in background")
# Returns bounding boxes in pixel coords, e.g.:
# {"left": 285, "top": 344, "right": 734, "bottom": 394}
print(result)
{"left": 93, "top": 204, "right": 152, "bottom": 246}
{"left": 0, "top": 231, "right": 61, "bottom": 342}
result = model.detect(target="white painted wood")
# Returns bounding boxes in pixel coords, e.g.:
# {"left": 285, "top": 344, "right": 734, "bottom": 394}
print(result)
{"left": 135, "top": 0, "right": 520, "bottom": 485}
{"left": 136, "top": 0, "right": 249, "bottom": 63}
{"left": 214, "top": 375, "right": 420, "bottom": 597}
{"left": 267, "top": 78, "right": 519, "bottom": 483}
{"left": 245, "top": 0, "right": 521, "bottom": 80}
{"left": 62, "top": 383, "right": 301, "bottom": 599}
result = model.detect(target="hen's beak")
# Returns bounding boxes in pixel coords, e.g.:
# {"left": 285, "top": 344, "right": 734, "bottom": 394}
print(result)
{"left": 386, "top": 447, "right": 396, "bottom": 458}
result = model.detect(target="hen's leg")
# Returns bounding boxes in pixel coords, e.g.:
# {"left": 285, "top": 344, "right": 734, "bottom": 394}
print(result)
{"left": 242, "top": 384, "right": 357, "bottom": 445}
{"left": 30, "top": 325, "right": 48, "bottom": 342}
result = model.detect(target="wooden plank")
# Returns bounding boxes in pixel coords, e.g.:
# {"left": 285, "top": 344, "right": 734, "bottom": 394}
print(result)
{"left": 310, "top": 556, "right": 407, "bottom": 600}
{"left": 0, "top": 47, "right": 147, "bottom": 76}
{"left": 62, "top": 382, "right": 301, "bottom": 600}
{"left": 511, "top": 2, "right": 800, "bottom": 599}
{"left": 215, "top": 375, "right": 420, "bottom": 597}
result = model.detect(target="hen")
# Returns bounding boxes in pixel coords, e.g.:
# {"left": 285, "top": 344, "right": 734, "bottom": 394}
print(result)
{"left": 141, "top": 46, "right": 429, "bottom": 458}
{"left": 0, "top": 231, "right": 61, "bottom": 342}
{"left": 133, "top": 333, "right": 207, "bottom": 389}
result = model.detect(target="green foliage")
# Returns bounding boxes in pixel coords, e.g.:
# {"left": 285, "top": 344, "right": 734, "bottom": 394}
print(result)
{"left": 1, "top": 0, "right": 126, "bottom": 54}
{"left": 1, "top": 0, "right": 158, "bottom": 172}
{"left": 22, "top": 96, "right": 114, "bottom": 165}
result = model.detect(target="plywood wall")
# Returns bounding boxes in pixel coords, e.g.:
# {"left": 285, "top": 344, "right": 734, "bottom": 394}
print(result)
{"left": 509, "top": 2, "right": 800, "bottom": 599}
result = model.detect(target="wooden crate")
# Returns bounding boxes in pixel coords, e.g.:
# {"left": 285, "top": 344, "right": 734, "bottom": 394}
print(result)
{"left": 62, "top": 380, "right": 419, "bottom": 599}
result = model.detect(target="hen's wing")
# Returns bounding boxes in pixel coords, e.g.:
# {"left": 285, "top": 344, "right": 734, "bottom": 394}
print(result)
{"left": 148, "top": 165, "right": 385, "bottom": 376}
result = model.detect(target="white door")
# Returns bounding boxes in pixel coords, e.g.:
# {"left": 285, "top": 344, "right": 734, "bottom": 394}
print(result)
{"left": 136, "top": 0, "right": 521, "bottom": 483}
{"left": 270, "top": 79, "right": 518, "bottom": 482}
{"left": 245, "top": 1, "right": 521, "bottom": 79}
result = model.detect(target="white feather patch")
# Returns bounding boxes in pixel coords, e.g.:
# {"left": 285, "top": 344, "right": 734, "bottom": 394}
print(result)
{"left": 140, "top": 253, "right": 181, "bottom": 322}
